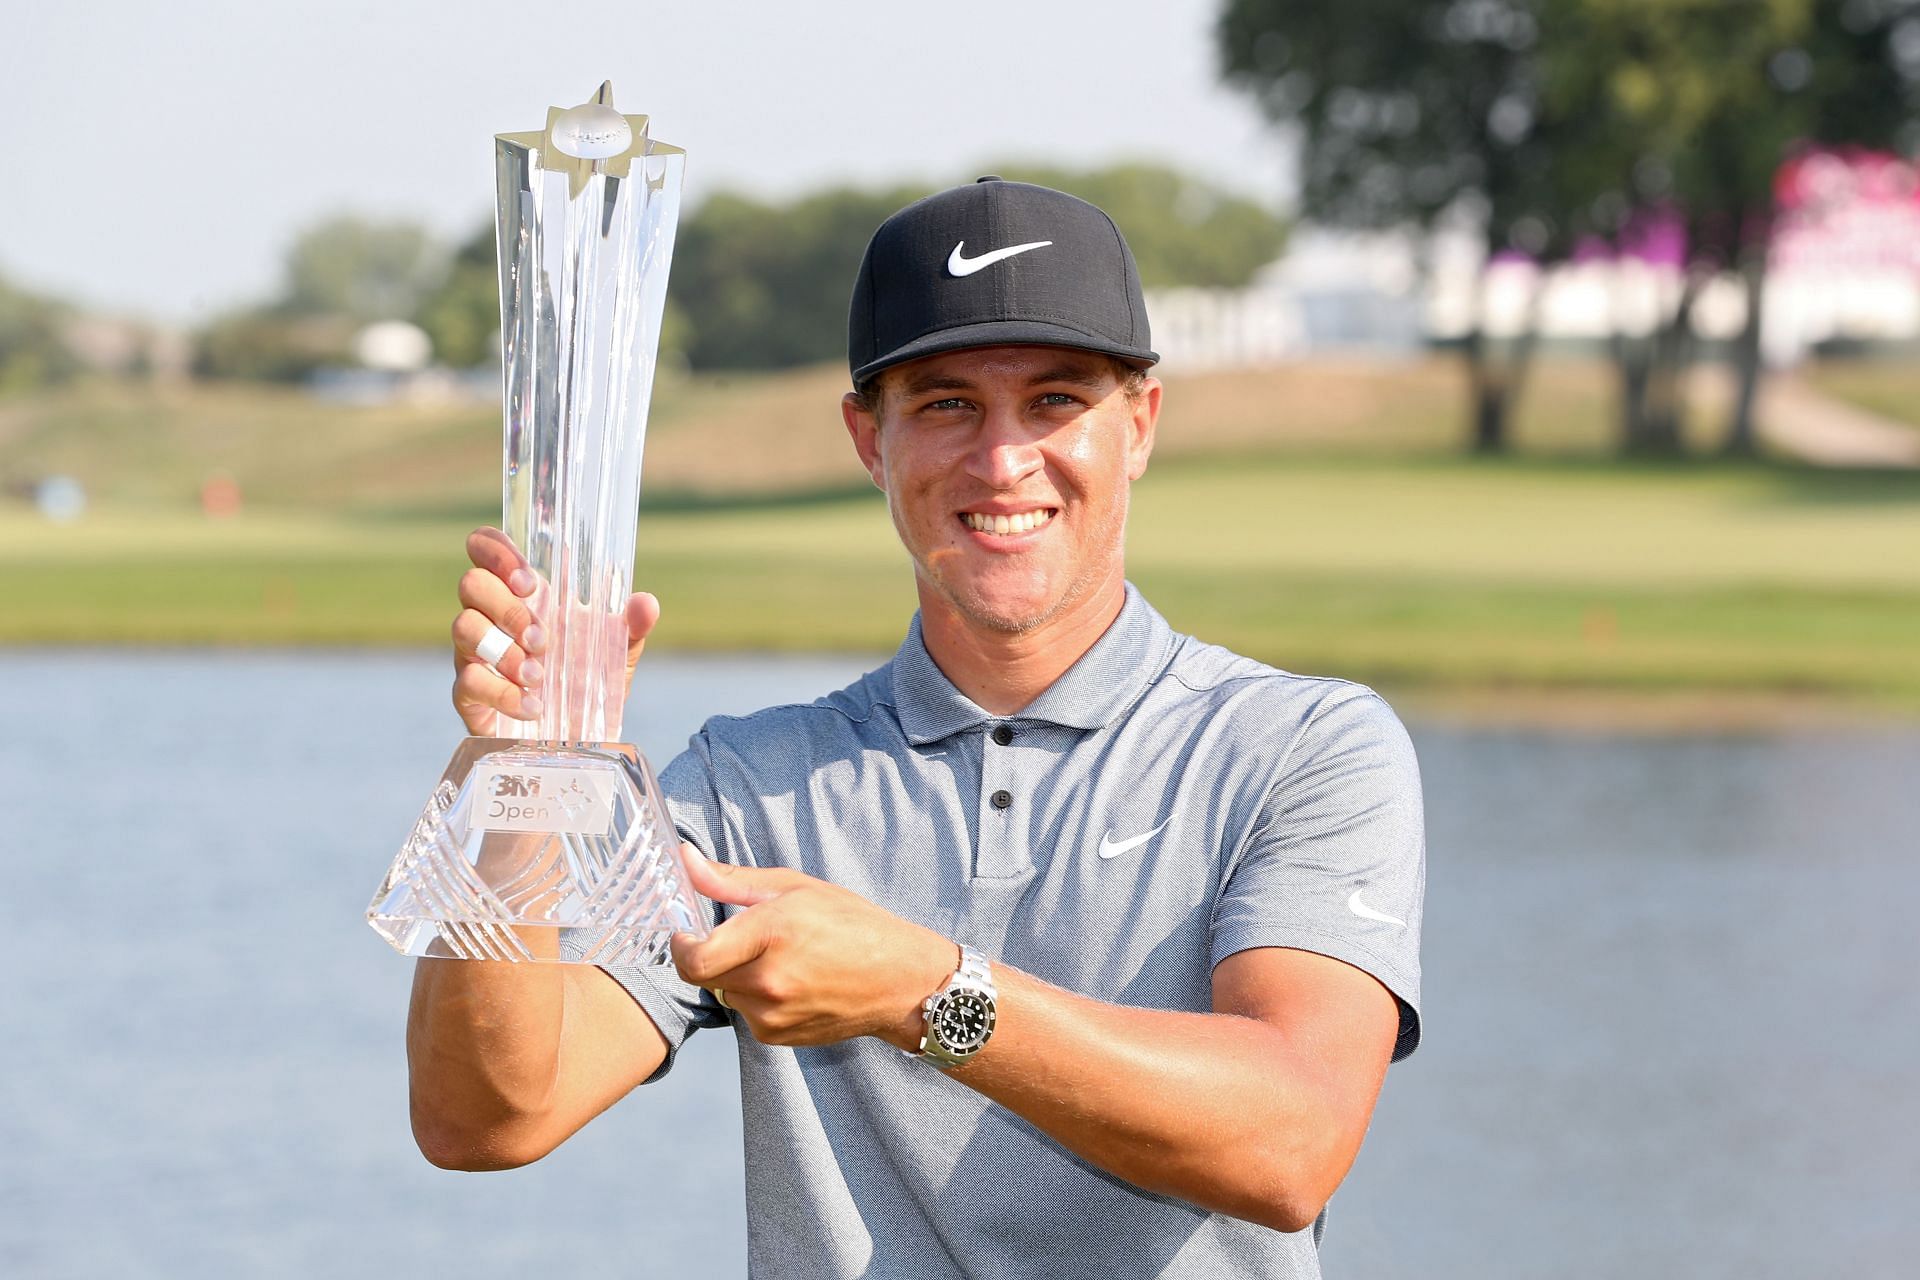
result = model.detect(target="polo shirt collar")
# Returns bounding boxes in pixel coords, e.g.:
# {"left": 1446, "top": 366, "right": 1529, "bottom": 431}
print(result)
{"left": 890, "top": 583, "right": 1176, "bottom": 745}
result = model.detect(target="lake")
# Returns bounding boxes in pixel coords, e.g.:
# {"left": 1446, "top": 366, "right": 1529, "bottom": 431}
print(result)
{"left": 3, "top": 650, "right": 1916, "bottom": 1276}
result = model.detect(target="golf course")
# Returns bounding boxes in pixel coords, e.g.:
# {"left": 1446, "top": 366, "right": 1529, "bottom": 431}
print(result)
{"left": 4, "top": 356, "right": 1917, "bottom": 718}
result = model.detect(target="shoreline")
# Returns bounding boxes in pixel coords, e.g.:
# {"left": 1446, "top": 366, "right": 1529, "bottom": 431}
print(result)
{"left": 1392, "top": 684, "right": 1920, "bottom": 734}
{"left": 10, "top": 641, "right": 1915, "bottom": 734}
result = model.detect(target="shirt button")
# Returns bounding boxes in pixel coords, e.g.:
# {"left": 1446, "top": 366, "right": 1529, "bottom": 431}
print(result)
{"left": 990, "top": 789, "right": 1013, "bottom": 810}
{"left": 991, "top": 725, "right": 1014, "bottom": 746}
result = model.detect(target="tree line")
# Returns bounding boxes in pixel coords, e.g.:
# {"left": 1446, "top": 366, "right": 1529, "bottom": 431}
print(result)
{"left": 1219, "top": 0, "right": 1920, "bottom": 455}
{"left": 0, "top": 272, "right": 83, "bottom": 393}
{"left": 189, "top": 162, "right": 1287, "bottom": 382}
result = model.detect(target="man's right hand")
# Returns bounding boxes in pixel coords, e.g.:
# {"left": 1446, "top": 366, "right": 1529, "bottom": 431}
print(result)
{"left": 449, "top": 526, "right": 661, "bottom": 736}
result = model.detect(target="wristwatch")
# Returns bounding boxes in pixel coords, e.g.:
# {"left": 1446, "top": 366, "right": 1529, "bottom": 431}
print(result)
{"left": 916, "top": 943, "right": 997, "bottom": 1069}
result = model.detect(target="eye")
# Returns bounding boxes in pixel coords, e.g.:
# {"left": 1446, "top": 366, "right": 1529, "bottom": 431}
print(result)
{"left": 908, "top": 396, "right": 972, "bottom": 417}
{"left": 1036, "top": 392, "right": 1080, "bottom": 408}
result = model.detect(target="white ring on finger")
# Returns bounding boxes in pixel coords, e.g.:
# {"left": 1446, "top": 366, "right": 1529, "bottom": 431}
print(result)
{"left": 475, "top": 623, "right": 514, "bottom": 669}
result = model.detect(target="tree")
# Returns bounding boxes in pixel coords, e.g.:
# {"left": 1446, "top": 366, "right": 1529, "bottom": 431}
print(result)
{"left": 196, "top": 215, "right": 447, "bottom": 381}
{"left": 191, "top": 308, "right": 355, "bottom": 383}
{"left": 0, "top": 271, "right": 81, "bottom": 393}
{"left": 1220, "top": 0, "right": 1920, "bottom": 457}
{"left": 1713, "top": 0, "right": 1920, "bottom": 454}
{"left": 984, "top": 162, "right": 1287, "bottom": 288}
{"left": 671, "top": 185, "right": 929, "bottom": 371}
{"left": 1528, "top": 1, "right": 1800, "bottom": 453}
{"left": 669, "top": 165, "right": 1286, "bottom": 373}
{"left": 280, "top": 215, "right": 447, "bottom": 324}
{"left": 1538, "top": 0, "right": 1920, "bottom": 454}
{"left": 1218, "top": 0, "right": 1574, "bottom": 452}
{"left": 414, "top": 223, "right": 499, "bottom": 369}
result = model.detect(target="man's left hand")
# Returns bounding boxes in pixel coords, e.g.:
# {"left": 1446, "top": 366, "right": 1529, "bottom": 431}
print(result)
{"left": 671, "top": 849, "right": 955, "bottom": 1052}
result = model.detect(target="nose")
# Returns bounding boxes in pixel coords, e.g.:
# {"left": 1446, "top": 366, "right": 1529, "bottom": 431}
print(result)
{"left": 964, "top": 408, "right": 1044, "bottom": 491}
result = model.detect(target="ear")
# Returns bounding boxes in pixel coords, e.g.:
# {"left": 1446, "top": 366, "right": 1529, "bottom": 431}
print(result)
{"left": 1125, "top": 376, "right": 1161, "bottom": 482}
{"left": 842, "top": 392, "right": 887, "bottom": 492}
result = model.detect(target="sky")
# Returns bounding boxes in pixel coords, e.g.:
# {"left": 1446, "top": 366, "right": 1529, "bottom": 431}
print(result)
{"left": 2, "top": 0, "right": 1294, "bottom": 324}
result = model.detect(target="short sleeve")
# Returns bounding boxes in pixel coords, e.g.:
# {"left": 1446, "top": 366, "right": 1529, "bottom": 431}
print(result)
{"left": 584, "top": 732, "right": 731, "bottom": 1081}
{"left": 1211, "top": 690, "right": 1426, "bottom": 1061}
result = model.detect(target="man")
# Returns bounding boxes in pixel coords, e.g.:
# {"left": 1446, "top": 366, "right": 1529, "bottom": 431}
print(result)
{"left": 414, "top": 178, "right": 1425, "bottom": 1278}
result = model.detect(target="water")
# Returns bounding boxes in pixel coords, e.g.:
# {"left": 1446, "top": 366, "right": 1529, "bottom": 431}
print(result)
{"left": 3, "top": 651, "right": 1916, "bottom": 1277}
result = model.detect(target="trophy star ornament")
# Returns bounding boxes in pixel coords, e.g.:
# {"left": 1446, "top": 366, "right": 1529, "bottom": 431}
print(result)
{"left": 366, "top": 84, "right": 706, "bottom": 967}
{"left": 549, "top": 87, "right": 633, "bottom": 161}
{"left": 499, "top": 80, "right": 671, "bottom": 198}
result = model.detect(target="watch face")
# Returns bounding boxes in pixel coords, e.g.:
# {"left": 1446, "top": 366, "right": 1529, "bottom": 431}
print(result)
{"left": 930, "top": 990, "right": 995, "bottom": 1054}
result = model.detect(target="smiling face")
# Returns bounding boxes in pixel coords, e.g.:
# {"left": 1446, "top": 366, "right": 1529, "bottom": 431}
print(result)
{"left": 843, "top": 344, "right": 1160, "bottom": 638}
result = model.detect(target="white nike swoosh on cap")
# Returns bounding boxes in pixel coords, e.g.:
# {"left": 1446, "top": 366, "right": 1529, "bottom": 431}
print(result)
{"left": 1098, "top": 816, "right": 1173, "bottom": 860}
{"left": 1347, "top": 889, "right": 1405, "bottom": 927}
{"left": 947, "top": 239, "right": 1053, "bottom": 277}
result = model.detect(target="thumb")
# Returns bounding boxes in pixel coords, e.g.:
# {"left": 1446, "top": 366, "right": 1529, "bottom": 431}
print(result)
{"left": 679, "top": 844, "right": 790, "bottom": 908}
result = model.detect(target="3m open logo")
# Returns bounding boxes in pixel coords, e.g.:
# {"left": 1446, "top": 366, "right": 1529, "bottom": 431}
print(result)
{"left": 475, "top": 765, "right": 615, "bottom": 836}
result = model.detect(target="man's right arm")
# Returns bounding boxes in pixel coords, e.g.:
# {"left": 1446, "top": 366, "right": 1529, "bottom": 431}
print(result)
{"left": 407, "top": 956, "right": 667, "bottom": 1169}
{"left": 409, "top": 526, "right": 670, "bottom": 1170}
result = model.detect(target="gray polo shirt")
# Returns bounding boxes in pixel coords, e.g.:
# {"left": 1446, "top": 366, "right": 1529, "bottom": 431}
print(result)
{"left": 601, "top": 585, "right": 1424, "bottom": 1278}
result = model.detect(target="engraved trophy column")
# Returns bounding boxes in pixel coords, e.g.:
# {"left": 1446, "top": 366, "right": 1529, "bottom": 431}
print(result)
{"left": 367, "top": 84, "right": 707, "bottom": 965}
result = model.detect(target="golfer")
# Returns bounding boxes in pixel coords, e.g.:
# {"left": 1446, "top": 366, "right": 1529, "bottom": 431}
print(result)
{"left": 414, "top": 178, "right": 1425, "bottom": 1278}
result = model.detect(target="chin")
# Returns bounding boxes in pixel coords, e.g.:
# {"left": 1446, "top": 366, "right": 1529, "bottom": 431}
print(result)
{"left": 956, "top": 597, "right": 1055, "bottom": 636}
{"left": 936, "top": 566, "right": 1076, "bottom": 636}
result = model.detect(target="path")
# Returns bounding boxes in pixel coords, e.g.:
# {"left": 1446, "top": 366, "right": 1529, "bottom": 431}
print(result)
{"left": 1758, "top": 373, "right": 1920, "bottom": 468}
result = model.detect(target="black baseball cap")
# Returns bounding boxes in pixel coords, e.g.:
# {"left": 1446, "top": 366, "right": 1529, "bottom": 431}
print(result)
{"left": 848, "top": 177, "right": 1158, "bottom": 385}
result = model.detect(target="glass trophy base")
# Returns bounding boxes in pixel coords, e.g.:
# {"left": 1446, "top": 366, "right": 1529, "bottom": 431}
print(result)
{"left": 367, "top": 738, "right": 707, "bottom": 965}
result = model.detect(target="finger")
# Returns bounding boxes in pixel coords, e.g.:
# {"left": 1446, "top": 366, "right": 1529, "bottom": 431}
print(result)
{"left": 706, "top": 986, "right": 774, "bottom": 1031}
{"left": 466, "top": 526, "right": 539, "bottom": 598}
{"left": 688, "top": 956, "right": 824, "bottom": 1046}
{"left": 672, "top": 911, "right": 778, "bottom": 986}
{"left": 453, "top": 662, "right": 544, "bottom": 734}
{"left": 457, "top": 567, "right": 545, "bottom": 655}
{"left": 451, "top": 608, "right": 544, "bottom": 687}
{"left": 624, "top": 592, "right": 660, "bottom": 675}
{"left": 679, "top": 845, "right": 797, "bottom": 908}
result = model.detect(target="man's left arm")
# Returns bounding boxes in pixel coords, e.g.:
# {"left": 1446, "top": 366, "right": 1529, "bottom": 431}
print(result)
{"left": 673, "top": 855, "right": 1395, "bottom": 1234}
{"left": 937, "top": 944, "right": 1399, "bottom": 1235}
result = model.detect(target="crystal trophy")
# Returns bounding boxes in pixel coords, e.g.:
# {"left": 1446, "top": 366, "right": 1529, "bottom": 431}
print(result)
{"left": 367, "top": 83, "right": 706, "bottom": 965}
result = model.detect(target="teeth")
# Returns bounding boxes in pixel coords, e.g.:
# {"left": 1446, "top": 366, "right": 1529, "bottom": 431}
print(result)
{"left": 964, "top": 510, "right": 1053, "bottom": 535}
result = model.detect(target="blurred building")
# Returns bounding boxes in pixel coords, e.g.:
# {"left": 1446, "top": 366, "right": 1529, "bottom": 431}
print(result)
{"left": 306, "top": 319, "right": 495, "bottom": 405}
{"left": 1765, "top": 148, "right": 1920, "bottom": 363}
{"left": 1148, "top": 149, "right": 1920, "bottom": 373}
{"left": 1145, "top": 228, "right": 1424, "bottom": 371}
{"left": 58, "top": 313, "right": 193, "bottom": 382}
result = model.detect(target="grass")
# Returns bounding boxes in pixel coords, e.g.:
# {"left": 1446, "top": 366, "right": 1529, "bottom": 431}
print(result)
{"left": 3, "top": 358, "right": 1917, "bottom": 716}
{"left": 0, "top": 356, "right": 1630, "bottom": 511}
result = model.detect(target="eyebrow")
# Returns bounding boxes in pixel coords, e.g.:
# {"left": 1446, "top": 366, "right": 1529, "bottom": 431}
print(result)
{"left": 897, "top": 372, "right": 975, "bottom": 398}
{"left": 896, "top": 362, "right": 1110, "bottom": 399}
{"left": 1028, "top": 364, "right": 1110, "bottom": 391}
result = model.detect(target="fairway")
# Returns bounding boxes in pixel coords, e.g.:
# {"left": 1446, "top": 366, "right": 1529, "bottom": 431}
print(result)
{"left": 5, "top": 449, "right": 1916, "bottom": 711}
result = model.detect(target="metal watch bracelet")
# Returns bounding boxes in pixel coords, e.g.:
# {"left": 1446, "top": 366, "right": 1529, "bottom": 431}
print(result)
{"left": 915, "top": 943, "right": 997, "bottom": 1069}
